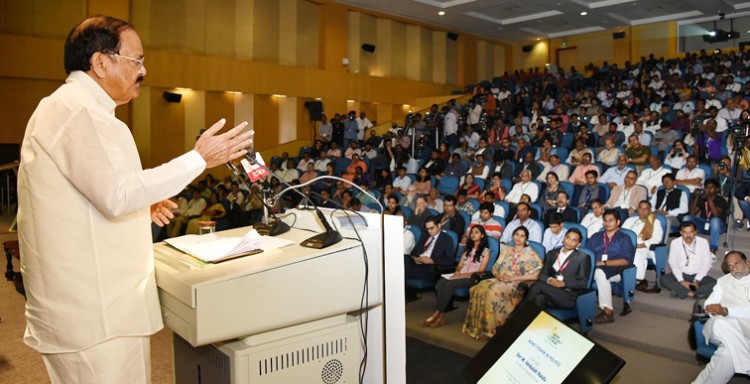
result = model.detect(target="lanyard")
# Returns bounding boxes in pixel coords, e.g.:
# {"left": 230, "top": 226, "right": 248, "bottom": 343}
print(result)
{"left": 704, "top": 200, "right": 712, "bottom": 220}
{"left": 682, "top": 239, "right": 696, "bottom": 266}
{"left": 556, "top": 251, "right": 572, "bottom": 272}
{"left": 603, "top": 232, "right": 614, "bottom": 254}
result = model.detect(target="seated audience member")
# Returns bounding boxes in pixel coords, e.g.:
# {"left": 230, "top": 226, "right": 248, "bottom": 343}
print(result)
{"left": 314, "top": 151, "right": 331, "bottom": 173}
{"left": 472, "top": 191, "right": 506, "bottom": 220}
{"left": 653, "top": 120, "right": 680, "bottom": 157}
{"left": 400, "top": 186, "right": 419, "bottom": 211}
{"left": 343, "top": 154, "right": 367, "bottom": 182}
{"left": 501, "top": 202, "right": 543, "bottom": 244}
{"left": 542, "top": 212, "right": 568, "bottom": 251}
{"left": 588, "top": 209, "right": 635, "bottom": 324}
{"left": 625, "top": 134, "right": 651, "bottom": 170}
{"left": 506, "top": 169, "right": 540, "bottom": 204}
{"left": 349, "top": 197, "right": 373, "bottom": 213}
{"left": 439, "top": 195, "right": 466, "bottom": 236}
{"left": 469, "top": 154, "right": 490, "bottom": 180}
{"left": 599, "top": 155, "right": 631, "bottom": 188}
{"left": 465, "top": 202, "right": 504, "bottom": 242}
{"left": 405, "top": 216, "right": 456, "bottom": 299}
{"left": 660, "top": 222, "right": 716, "bottom": 299}
{"left": 455, "top": 189, "right": 475, "bottom": 216}
{"left": 408, "top": 196, "right": 431, "bottom": 229}
{"left": 443, "top": 153, "right": 468, "bottom": 178}
{"left": 423, "top": 150, "right": 446, "bottom": 177}
{"left": 384, "top": 195, "right": 404, "bottom": 217}
{"left": 344, "top": 141, "right": 362, "bottom": 159}
{"left": 413, "top": 168, "right": 433, "bottom": 195}
{"left": 540, "top": 171, "right": 562, "bottom": 214}
{"left": 574, "top": 170, "right": 605, "bottom": 215}
{"left": 621, "top": 200, "right": 664, "bottom": 292}
{"left": 317, "top": 189, "right": 337, "bottom": 209}
{"left": 545, "top": 191, "right": 578, "bottom": 224}
{"left": 638, "top": 155, "right": 673, "bottom": 197}
{"left": 537, "top": 154, "right": 570, "bottom": 183}
{"left": 632, "top": 121, "right": 652, "bottom": 146}
{"left": 598, "top": 136, "right": 623, "bottom": 167}
{"left": 651, "top": 173, "right": 689, "bottom": 230}
{"left": 299, "top": 163, "right": 318, "bottom": 184}
{"left": 526, "top": 228, "right": 591, "bottom": 309}
{"left": 683, "top": 179, "right": 728, "bottom": 254}
{"left": 168, "top": 189, "right": 207, "bottom": 237}
{"left": 458, "top": 173, "right": 482, "bottom": 199}
{"left": 185, "top": 193, "right": 227, "bottom": 234}
{"left": 568, "top": 153, "right": 598, "bottom": 185}
{"left": 278, "top": 159, "right": 300, "bottom": 183}
{"left": 426, "top": 188, "right": 443, "bottom": 213}
{"left": 675, "top": 155, "right": 706, "bottom": 193}
{"left": 486, "top": 174, "right": 507, "bottom": 202}
{"left": 605, "top": 170, "right": 646, "bottom": 220}
{"left": 403, "top": 221, "right": 415, "bottom": 255}
{"left": 567, "top": 138, "right": 594, "bottom": 166}
{"left": 463, "top": 226, "right": 542, "bottom": 340}
{"left": 297, "top": 153, "right": 314, "bottom": 172}
{"left": 392, "top": 166, "right": 412, "bottom": 193}
{"left": 664, "top": 139, "right": 688, "bottom": 170}
{"left": 513, "top": 151, "right": 543, "bottom": 182}
{"left": 691, "top": 251, "right": 750, "bottom": 384}
{"left": 421, "top": 226, "right": 491, "bottom": 329}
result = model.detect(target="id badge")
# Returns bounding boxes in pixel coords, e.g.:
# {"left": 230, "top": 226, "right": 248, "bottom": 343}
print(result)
{"left": 601, "top": 253, "right": 608, "bottom": 261}
{"left": 556, "top": 274, "right": 564, "bottom": 281}
{"left": 704, "top": 222, "right": 710, "bottom": 231}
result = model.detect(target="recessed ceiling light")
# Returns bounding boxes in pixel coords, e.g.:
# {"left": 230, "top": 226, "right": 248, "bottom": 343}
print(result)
{"left": 580, "top": 11, "right": 588, "bottom": 16}
{"left": 536, "top": 38, "right": 541, "bottom": 41}
{"left": 438, "top": 11, "right": 445, "bottom": 16}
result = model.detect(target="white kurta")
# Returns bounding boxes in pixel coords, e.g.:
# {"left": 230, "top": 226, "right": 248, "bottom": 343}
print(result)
{"left": 18, "top": 71, "right": 206, "bottom": 353}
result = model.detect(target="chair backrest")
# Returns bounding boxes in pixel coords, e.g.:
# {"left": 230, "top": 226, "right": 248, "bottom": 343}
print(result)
{"left": 528, "top": 240, "right": 546, "bottom": 262}
{"left": 655, "top": 213, "right": 668, "bottom": 244}
{"left": 619, "top": 228, "right": 638, "bottom": 247}
{"left": 468, "top": 198, "right": 481, "bottom": 212}
{"left": 500, "top": 178, "right": 513, "bottom": 195}
{"left": 563, "top": 222, "right": 588, "bottom": 248}
{"left": 493, "top": 216, "right": 506, "bottom": 230}
{"left": 474, "top": 177, "right": 485, "bottom": 190}
{"left": 577, "top": 247, "right": 597, "bottom": 288}
{"left": 496, "top": 201, "right": 510, "bottom": 220}
{"left": 458, "top": 211, "right": 471, "bottom": 235}
{"left": 570, "top": 206, "right": 581, "bottom": 222}
{"left": 442, "top": 229, "right": 458, "bottom": 256}
{"left": 400, "top": 206, "right": 412, "bottom": 220}
{"left": 529, "top": 203, "right": 543, "bottom": 221}
{"left": 437, "top": 175, "right": 459, "bottom": 196}
{"left": 334, "top": 157, "right": 351, "bottom": 175}
{"left": 598, "top": 182, "right": 611, "bottom": 202}
{"left": 559, "top": 181, "right": 575, "bottom": 199}
{"left": 698, "top": 163, "right": 713, "bottom": 179}
{"left": 530, "top": 180, "right": 542, "bottom": 202}
{"left": 407, "top": 225, "right": 422, "bottom": 242}
{"left": 427, "top": 208, "right": 440, "bottom": 217}
{"left": 482, "top": 237, "right": 501, "bottom": 272}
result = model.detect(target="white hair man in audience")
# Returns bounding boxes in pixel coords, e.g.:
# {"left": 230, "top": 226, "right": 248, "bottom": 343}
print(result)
{"left": 597, "top": 137, "right": 621, "bottom": 167}
{"left": 599, "top": 155, "right": 631, "bottom": 188}
{"left": 638, "top": 155, "right": 672, "bottom": 196}
{"left": 621, "top": 200, "right": 664, "bottom": 293}
{"left": 505, "top": 169, "right": 539, "bottom": 204}
{"left": 675, "top": 155, "right": 706, "bottom": 193}
{"left": 605, "top": 170, "right": 646, "bottom": 220}
{"left": 691, "top": 251, "right": 750, "bottom": 384}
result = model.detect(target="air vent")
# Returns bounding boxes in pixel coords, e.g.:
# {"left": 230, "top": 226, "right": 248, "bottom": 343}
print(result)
{"left": 321, "top": 359, "right": 344, "bottom": 384}
{"left": 258, "top": 336, "right": 349, "bottom": 376}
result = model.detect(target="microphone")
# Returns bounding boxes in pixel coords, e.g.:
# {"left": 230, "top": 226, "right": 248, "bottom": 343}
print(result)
{"left": 243, "top": 152, "right": 342, "bottom": 249}
{"left": 225, "top": 160, "right": 290, "bottom": 236}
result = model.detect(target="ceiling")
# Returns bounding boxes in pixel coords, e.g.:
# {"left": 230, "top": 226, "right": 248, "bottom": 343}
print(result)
{"left": 334, "top": 0, "right": 750, "bottom": 43}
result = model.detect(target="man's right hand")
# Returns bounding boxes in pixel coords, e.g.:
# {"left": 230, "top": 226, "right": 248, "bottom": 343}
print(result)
{"left": 194, "top": 119, "right": 253, "bottom": 168}
{"left": 680, "top": 280, "right": 692, "bottom": 290}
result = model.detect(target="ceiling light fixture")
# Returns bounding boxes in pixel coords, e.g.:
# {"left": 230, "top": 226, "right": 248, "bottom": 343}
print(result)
{"left": 580, "top": 11, "right": 588, "bottom": 16}
{"left": 438, "top": 11, "right": 445, "bottom": 16}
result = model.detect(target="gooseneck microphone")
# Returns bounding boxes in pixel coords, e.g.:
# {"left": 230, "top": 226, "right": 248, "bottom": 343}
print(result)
{"left": 242, "top": 152, "right": 342, "bottom": 249}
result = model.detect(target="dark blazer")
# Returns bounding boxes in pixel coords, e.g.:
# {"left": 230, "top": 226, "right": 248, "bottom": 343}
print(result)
{"left": 410, "top": 232, "right": 455, "bottom": 267}
{"left": 544, "top": 206, "right": 578, "bottom": 225}
{"left": 538, "top": 248, "right": 591, "bottom": 297}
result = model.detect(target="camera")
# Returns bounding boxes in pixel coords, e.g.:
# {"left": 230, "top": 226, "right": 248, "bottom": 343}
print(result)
{"left": 718, "top": 163, "right": 727, "bottom": 171}
{"left": 696, "top": 188, "right": 705, "bottom": 196}
{"left": 675, "top": 151, "right": 683, "bottom": 157}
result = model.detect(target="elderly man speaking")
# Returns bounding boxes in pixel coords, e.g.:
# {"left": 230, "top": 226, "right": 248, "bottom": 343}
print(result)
{"left": 17, "top": 16, "right": 252, "bottom": 383}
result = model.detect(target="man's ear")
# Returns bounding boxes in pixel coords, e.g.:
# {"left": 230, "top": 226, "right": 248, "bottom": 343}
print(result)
{"left": 89, "top": 52, "right": 109, "bottom": 79}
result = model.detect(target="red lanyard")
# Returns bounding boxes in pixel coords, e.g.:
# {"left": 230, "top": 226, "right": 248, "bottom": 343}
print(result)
{"left": 705, "top": 201, "right": 712, "bottom": 220}
{"left": 603, "top": 232, "right": 613, "bottom": 254}
{"left": 556, "top": 252, "right": 572, "bottom": 272}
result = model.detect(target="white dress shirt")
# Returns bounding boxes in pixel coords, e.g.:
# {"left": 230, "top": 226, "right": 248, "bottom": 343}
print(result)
{"left": 668, "top": 237, "right": 712, "bottom": 282}
{"left": 505, "top": 182, "right": 539, "bottom": 204}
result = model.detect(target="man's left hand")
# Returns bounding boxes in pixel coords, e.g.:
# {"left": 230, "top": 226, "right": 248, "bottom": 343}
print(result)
{"left": 151, "top": 199, "right": 178, "bottom": 226}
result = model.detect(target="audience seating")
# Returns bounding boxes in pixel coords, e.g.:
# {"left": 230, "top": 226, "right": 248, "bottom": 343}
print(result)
{"left": 547, "top": 247, "right": 597, "bottom": 335}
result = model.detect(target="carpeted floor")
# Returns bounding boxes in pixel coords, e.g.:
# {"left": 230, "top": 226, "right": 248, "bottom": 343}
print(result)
{"left": 406, "top": 337, "right": 472, "bottom": 384}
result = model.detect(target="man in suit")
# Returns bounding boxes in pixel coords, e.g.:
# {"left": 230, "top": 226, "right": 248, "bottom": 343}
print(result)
{"left": 405, "top": 216, "right": 455, "bottom": 281}
{"left": 526, "top": 228, "right": 591, "bottom": 309}
{"left": 545, "top": 191, "right": 578, "bottom": 225}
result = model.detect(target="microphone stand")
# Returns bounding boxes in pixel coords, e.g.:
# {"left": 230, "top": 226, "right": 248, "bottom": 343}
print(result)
{"left": 225, "top": 161, "right": 290, "bottom": 236}
{"left": 243, "top": 152, "right": 342, "bottom": 249}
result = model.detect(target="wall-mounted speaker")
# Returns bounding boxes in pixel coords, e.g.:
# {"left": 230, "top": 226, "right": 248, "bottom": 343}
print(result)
{"left": 304, "top": 101, "right": 324, "bottom": 121}
{"left": 163, "top": 91, "right": 182, "bottom": 103}
{"left": 521, "top": 45, "right": 533, "bottom": 53}
{"left": 447, "top": 32, "right": 458, "bottom": 41}
{"left": 612, "top": 31, "right": 626, "bottom": 40}
{"left": 361, "top": 43, "right": 376, "bottom": 53}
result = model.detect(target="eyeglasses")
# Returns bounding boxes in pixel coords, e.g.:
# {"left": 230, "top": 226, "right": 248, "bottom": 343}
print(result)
{"left": 110, "top": 53, "right": 145, "bottom": 69}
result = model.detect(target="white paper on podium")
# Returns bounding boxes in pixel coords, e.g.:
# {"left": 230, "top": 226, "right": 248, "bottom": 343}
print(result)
{"left": 164, "top": 229, "right": 293, "bottom": 263}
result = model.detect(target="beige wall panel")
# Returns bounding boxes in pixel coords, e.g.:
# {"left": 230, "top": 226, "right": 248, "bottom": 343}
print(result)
{"left": 576, "top": 34, "right": 614, "bottom": 69}
{"left": 445, "top": 37, "right": 457, "bottom": 85}
{"left": 0, "top": 78, "right": 59, "bottom": 144}
{"left": 457, "top": 35, "right": 477, "bottom": 86}
{"left": 359, "top": 12, "right": 377, "bottom": 76}
{"left": 391, "top": 21, "right": 407, "bottom": 79}
{"left": 234, "top": 93, "right": 254, "bottom": 141}
{"left": 376, "top": 18, "right": 393, "bottom": 77}
{"left": 320, "top": 3, "right": 348, "bottom": 72}
{"left": 279, "top": 0, "right": 298, "bottom": 66}
{"left": 150, "top": 87, "right": 185, "bottom": 166}
{"left": 0, "top": 1, "right": 34, "bottom": 35}
{"left": 132, "top": 86, "right": 151, "bottom": 166}
{"left": 185, "top": 0, "right": 207, "bottom": 54}
{"left": 253, "top": 0, "right": 279, "bottom": 63}
{"left": 183, "top": 90, "right": 206, "bottom": 153}
{"left": 278, "top": 96, "right": 297, "bottom": 144}
{"left": 419, "top": 27, "right": 432, "bottom": 82}
{"left": 493, "top": 44, "right": 506, "bottom": 78}
{"left": 149, "top": 0, "right": 187, "bottom": 51}
{"left": 131, "top": 0, "right": 152, "bottom": 46}
{"left": 405, "top": 24, "right": 421, "bottom": 81}
{"left": 32, "top": 0, "right": 85, "bottom": 39}
{"left": 88, "top": 0, "right": 130, "bottom": 21}
{"left": 205, "top": 91, "right": 235, "bottom": 136}
{"left": 634, "top": 23, "right": 673, "bottom": 59}
{"left": 432, "top": 30, "right": 446, "bottom": 84}
{"left": 253, "top": 94, "right": 278, "bottom": 150}
{"left": 235, "top": 0, "right": 254, "bottom": 59}
{"left": 514, "top": 41, "right": 548, "bottom": 71}
{"left": 296, "top": 0, "right": 319, "bottom": 68}
{"left": 348, "top": 11, "right": 362, "bottom": 73}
